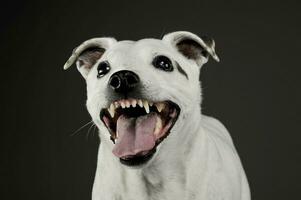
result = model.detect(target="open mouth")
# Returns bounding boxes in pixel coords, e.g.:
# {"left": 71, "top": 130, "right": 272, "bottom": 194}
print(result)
{"left": 100, "top": 99, "right": 180, "bottom": 166}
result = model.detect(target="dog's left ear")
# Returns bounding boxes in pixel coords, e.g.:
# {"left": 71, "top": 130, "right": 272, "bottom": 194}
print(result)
{"left": 162, "top": 31, "right": 220, "bottom": 65}
{"left": 63, "top": 37, "right": 117, "bottom": 78}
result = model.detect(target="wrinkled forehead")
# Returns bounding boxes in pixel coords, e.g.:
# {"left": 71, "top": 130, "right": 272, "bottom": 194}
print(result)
{"left": 104, "top": 39, "right": 171, "bottom": 63}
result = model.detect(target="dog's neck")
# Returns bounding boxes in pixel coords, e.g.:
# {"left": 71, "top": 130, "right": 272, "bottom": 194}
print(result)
{"left": 93, "top": 108, "right": 208, "bottom": 198}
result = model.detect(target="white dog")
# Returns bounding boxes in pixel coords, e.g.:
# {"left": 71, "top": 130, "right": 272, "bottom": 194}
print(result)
{"left": 64, "top": 31, "right": 250, "bottom": 200}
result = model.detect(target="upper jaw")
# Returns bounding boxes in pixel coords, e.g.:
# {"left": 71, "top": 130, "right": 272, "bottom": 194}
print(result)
{"left": 106, "top": 99, "right": 166, "bottom": 118}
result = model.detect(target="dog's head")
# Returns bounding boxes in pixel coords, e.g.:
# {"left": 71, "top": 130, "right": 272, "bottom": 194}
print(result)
{"left": 64, "top": 31, "right": 219, "bottom": 167}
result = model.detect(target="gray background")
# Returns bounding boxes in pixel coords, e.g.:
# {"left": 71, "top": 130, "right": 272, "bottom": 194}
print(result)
{"left": 1, "top": 0, "right": 300, "bottom": 199}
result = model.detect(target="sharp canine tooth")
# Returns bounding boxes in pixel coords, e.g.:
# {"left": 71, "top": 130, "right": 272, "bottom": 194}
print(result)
{"left": 143, "top": 100, "right": 150, "bottom": 113}
{"left": 138, "top": 99, "right": 143, "bottom": 107}
{"left": 120, "top": 101, "right": 126, "bottom": 108}
{"left": 155, "top": 102, "right": 165, "bottom": 112}
{"left": 108, "top": 103, "right": 115, "bottom": 118}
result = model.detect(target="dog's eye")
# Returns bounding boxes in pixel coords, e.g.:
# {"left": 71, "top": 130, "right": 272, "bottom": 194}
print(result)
{"left": 152, "top": 56, "right": 173, "bottom": 71}
{"left": 97, "top": 61, "right": 110, "bottom": 78}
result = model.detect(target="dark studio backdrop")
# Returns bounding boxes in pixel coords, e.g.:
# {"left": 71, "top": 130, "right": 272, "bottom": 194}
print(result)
{"left": 1, "top": 0, "right": 300, "bottom": 199}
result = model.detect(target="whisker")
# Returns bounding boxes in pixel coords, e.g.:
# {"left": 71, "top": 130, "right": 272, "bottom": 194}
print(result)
{"left": 86, "top": 123, "right": 96, "bottom": 140}
{"left": 70, "top": 121, "right": 93, "bottom": 136}
{"left": 92, "top": 125, "right": 98, "bottom": 137}
{"left": 159, "top": 28, "right": 166, "bottom": 39}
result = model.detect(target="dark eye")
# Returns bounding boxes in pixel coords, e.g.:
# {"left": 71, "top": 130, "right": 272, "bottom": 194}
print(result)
{"left": 97, "top": 61, "right": 110, "bottom": 78}
{"left": 152, "top": 55, "right": 173, "bottom": 71}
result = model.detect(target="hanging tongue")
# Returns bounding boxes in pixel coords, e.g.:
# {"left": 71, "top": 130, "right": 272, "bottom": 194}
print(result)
{"left": 112, "top": 113, "right": 158, "bottom": 158}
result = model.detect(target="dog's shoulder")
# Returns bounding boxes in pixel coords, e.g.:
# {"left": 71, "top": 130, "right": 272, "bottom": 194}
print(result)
{"left": 200, "top": 115, "right": 249, "bottom": 199}
{"left": 201, "top": 115, "right": 235, "bottom": 148}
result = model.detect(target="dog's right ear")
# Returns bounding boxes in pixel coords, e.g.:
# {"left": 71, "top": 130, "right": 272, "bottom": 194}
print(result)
{"left": 63, "top": 38, "right": 117, "bottom": 79}
{"left": 162, "top": 31, "right": 220, "bottom": 66}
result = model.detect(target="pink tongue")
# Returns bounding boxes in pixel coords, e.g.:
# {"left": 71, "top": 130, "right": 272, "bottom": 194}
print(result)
{"left": 112, "top": 113, "right": 157, "bottom": 158}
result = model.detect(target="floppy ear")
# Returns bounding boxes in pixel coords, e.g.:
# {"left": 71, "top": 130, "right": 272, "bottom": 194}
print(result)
{"left": 63, "top": 37, "right": 117, "bottom": 78}
{"left": 162, "top": 31, "right": 219, "bottom": 66}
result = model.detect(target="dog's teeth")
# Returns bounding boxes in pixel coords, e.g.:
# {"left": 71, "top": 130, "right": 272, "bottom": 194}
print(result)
{"left": 154, "top": 116, "right": 162, "bottom": 136}
{"left": 108, "top": 103, "right": 115, "bottom": 118}
{"left": 143, "top": 100, "right": 150, "bottom": 113}
{"left": 125, "top": 100, "right": 131, "bottom": 108}
{"left": 149, "top": 102, "right": 153, "bottom": 106}
{"left": 120, "top": 101, "right": 126, "bottom": 108}
{"left": 132, "top": 99, "right": 137, "bottom": 107}
{"left": 114, "top": 102, "right": 120, "bottom": 108}
{"left": 138, "top": 99, "right": 143, "bottom": 107}
{"left": 116, "top": 131, "right": 119, "bottom": 139}
{"left": 155, "top": 102, "right": 165, "bottom": 113}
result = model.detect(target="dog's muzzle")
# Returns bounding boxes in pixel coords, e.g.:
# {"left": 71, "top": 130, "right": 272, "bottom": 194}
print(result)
{"left": 99, "top": 70, "right": 180, "bottom": 166}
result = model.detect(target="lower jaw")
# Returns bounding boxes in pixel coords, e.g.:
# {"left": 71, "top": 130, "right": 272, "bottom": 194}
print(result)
{"left": 119, "top": 148, "right": 156, "bottom": 166}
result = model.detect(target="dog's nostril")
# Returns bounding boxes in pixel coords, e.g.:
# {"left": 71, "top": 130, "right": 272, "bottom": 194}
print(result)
{"left": 125, "top": 73, "right": 139, "bottom": 87}
{"left": 109, "top": 76, "right": 122, "bottom": 89}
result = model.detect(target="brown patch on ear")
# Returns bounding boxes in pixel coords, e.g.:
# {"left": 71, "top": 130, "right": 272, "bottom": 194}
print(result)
{"left": 176, "top": 39, "right": 208, "bottom": 60}
{"left": 77, "top": 47, "right": 105, "bottom": 69}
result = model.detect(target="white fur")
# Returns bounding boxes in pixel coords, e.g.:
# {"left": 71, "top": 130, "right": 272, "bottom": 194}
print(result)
{"left": 64, "top": 32, "right": 250, "bottom": 200}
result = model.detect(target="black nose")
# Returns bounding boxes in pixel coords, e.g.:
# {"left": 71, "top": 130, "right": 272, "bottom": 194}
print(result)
{"left": 109, "top": 70, "right": 140, "bottom": 94}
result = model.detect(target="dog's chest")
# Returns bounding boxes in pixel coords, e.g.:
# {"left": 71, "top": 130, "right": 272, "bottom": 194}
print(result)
{"left": 94, "top": 165, "right": 187, "bottom": 200}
